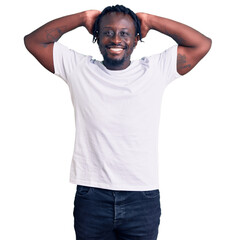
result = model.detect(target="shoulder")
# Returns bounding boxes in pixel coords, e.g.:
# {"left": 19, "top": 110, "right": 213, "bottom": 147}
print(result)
{"left": 53, "top": 42, "right": 92, "bottom": 64}
{"left": 53, "top": 42, "right": 95, "bottom": 79}
{"left": 139, "top": 45, "right": 181, "bottom": 84}
{"left": 140, "top": 45, "right": 178, "bottom": 65}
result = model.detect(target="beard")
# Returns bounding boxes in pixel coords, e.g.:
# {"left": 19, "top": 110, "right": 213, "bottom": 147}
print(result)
{"left": 103, "top": 53, "right": 126, "bottom": 67}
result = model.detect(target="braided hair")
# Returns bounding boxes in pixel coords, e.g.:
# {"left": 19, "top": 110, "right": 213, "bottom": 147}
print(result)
{"left": 92, "top": 5, "right": 142, "bottom": 43}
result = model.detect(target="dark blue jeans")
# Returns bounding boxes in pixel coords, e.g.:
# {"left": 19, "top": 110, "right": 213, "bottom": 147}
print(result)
{"left": 73, "top": 185, "right": 161, "bottom": 240}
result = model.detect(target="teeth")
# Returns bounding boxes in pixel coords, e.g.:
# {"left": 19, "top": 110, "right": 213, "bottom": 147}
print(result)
{"left": 109, "top": 48, "right": 123, "bottom": 52}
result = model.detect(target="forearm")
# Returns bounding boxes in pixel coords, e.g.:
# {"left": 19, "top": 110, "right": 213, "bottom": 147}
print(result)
{"left": 24, "top": 11, "right": 87, "bottom": 45}
{"left": 24, "top": 10, "right": 100, "bottom": 73}
{"left": 145, "top": 14, "right": 211, "bottom": 48}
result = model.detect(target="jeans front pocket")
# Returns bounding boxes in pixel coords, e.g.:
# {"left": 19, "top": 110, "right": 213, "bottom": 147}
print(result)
{"left": 76, "top": 185, "right": 93, "bottom": 197}
{"left": 141, "top": 189, "right": 160, "bottom": 199}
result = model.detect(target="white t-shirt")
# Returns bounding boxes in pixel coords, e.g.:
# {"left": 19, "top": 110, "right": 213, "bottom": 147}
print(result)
{"left": 53, "top": 42, "right": 181, "bottom": 191}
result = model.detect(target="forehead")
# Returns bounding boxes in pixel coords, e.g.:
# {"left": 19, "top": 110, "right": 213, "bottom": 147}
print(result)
{"left": 99, "top": 12, "right": 135, "bottom": 30}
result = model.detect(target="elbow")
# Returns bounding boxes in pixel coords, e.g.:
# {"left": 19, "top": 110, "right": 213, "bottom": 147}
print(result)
{"left": 24, "top": 34, "right": 36, "bottom": 54}
{"left": 198, "top": 37, "right": 212, "bottom": 59}
{"left": 24, "top": 34, "right": 30, "bottom": 50}
{"left": 203, "top": 37, "right": 212, "bottom": 55}
{"left": 206, "top": 37, "right": 212, "bottom": 51}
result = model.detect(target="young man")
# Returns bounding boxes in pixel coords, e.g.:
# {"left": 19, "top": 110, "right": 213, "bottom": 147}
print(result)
{"left": 24, "top": 5, "right": 211, "bottom": 240}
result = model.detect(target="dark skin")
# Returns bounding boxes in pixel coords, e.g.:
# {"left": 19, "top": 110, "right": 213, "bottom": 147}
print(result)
{"left": 24, "top": 11, "right": 101, "bottom": 73}
{"left": 136, "top": 12, "right": 212, "bottom": 75}
{"left": 24, "top": 10, "right": 211, "bottom": 74}
{"left": 97, "top": 12, "right": 138, "bottom": 70}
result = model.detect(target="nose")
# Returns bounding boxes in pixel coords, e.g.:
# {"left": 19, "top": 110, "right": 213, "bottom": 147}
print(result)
{"left": 112, "top": 33, "right": 122, "bottom": 44}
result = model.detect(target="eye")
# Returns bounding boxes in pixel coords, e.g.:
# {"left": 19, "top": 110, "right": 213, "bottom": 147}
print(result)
{"left": 120, "top": 31, "right": 129, "bottom": 37}
{"left": 103, "top": 30, "right": 114, "bottom": 37}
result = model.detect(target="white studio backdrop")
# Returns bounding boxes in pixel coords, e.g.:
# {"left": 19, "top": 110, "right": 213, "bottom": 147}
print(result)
{"left": 0, "top": 0, "right": 235, "bottom": 239}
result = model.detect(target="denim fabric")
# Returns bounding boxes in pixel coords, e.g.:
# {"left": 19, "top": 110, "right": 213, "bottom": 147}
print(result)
{"left": 73, "top": 185, "right": 161, "bottom": 240}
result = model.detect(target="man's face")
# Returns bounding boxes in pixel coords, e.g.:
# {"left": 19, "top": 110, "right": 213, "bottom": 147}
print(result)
{"left": 98, "top": 12, "right": 138, "bottom": 70}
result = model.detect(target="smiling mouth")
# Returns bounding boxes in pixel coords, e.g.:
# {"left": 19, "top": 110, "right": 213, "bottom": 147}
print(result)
{"left": 106, "top": 45, "right": 126, "bottom": 55}
{"left": 107, "top": 47, "right": 124, "bottom": 54}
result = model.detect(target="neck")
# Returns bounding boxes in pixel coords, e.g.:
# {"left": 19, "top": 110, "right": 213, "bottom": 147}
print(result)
{"left": 103, "top": 59, "right": 131, "bottom": 70}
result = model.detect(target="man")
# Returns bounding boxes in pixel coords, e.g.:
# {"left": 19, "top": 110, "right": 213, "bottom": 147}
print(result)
{"left": 24, "top": 5, "right": 211, "bottom": 240}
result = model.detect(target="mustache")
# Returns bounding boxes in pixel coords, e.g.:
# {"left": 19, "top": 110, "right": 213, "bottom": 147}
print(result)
{"left": 106, "top": 43, "right": 127, "bottom": 49}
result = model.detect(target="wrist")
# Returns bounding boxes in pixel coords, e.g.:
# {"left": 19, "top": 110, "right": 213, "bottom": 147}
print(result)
{"left": 144, "top": 13, "right": 153, "bottom": 30}
{"left": 78, "top": 11, "right": 87, "bottom": 27}
{"left": 146, "top": 13, "right": 161, "bottom": 30}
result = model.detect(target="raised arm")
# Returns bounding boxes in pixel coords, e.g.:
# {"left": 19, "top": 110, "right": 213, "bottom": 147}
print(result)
{"left": 24, "top": 10, "right": 100, "bottom": 73}
{"left": 136, "top": 13, "right": 212, "bottom": 75}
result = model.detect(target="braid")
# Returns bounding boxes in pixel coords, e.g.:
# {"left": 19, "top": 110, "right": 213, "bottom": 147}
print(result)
{"left": 92, "top": 5, "right": 142, "bottom": 43}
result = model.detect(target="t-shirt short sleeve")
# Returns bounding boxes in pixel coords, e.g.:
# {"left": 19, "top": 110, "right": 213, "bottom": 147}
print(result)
{"left": 150, "top": 45, "right": 181, "bottom": 86}
{"left": 53, "top": 42, "right": 86, "bottom": 83}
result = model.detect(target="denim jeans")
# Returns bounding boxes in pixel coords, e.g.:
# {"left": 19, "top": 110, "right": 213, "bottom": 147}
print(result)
{"left": 73, "top": 185, "right": 161, "bottom": 240}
